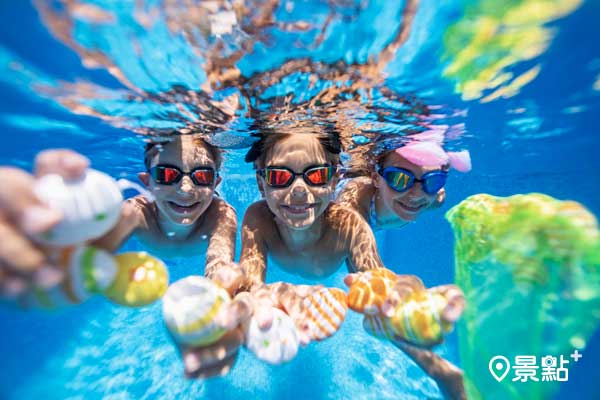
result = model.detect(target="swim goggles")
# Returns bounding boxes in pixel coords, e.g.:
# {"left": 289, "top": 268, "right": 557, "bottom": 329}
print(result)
{"left": 148, "top": 164, "right": 216, "bottom": 186}
{"left": 378, "top": 167, "right": 447, "bottom": 195}
{"left": 257, "top": 164, "right": 335, "bottom": 188}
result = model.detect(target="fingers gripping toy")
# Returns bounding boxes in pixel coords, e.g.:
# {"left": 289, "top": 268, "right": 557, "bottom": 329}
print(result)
{"left": 362, "top": 291, "right": 454, "bottom": 346}
{"left": 27, "top": 169, "right": 168, "bottom": 308}
{"left": 347, "top": 268, "right": 458, "bottom": 347}
{"left": 163, "top": 276, "right": 300, "bottom": 365}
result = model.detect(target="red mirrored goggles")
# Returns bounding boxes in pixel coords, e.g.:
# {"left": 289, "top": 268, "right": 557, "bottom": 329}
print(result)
{"left": 258, "top": 164, "right": 335, "bottom": 188}
{"left": 148, "top": 164, "right": 216, "bottom": 186}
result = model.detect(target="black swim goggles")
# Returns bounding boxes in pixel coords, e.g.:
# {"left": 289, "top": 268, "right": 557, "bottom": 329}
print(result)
{"left": 378, "top": 167, "right": 447, "bottom": 194}
{"left": 257, "top": 164, "right": 335, "bottom": 188}
{"left": 148, "top": 164, "right": 217, "bottom": 186}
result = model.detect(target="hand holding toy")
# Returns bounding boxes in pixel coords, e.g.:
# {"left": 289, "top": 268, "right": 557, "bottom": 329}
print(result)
{"left": 345, "top": 268, "right": 464, "bottom": 347}
{"left": 23, "top": 168, "right": 168, "bottom": 308}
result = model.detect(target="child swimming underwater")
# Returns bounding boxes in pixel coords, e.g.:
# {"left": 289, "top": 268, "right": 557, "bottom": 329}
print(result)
{"left": 337, "top": 140, "right": 471, "bottom": 230}
{"left": 93, "top": 134, "right": 239, "bottom": 283}
{"left": 0, "top": 138, "right": 249, "bottom": 379}
{"left": 233, "top": 122, "right": 466, "bottom": 399}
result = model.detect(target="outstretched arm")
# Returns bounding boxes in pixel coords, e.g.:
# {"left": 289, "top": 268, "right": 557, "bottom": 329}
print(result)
{"left": 204, "top": 199, "right": 238, "bottom": 279}
{"left": 393, "top": 341, "right": 466, "bottom": 400}
{"left": 239, "top": 202, "right": 270, "bottom": 290}
{"left": 329, "top": 205, "right": 383, "bottom": 272}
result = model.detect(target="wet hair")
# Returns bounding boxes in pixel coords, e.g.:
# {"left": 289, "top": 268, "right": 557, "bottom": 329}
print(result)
{"left": 144, "top": 136, "right": 223, "bottom": 170}
{"left": 245, "top": 124, "right": 342, "bottom": 169}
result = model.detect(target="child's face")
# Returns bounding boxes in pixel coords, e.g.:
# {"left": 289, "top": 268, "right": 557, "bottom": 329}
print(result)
{"left": 147, "top": 136, "right": 219, "bottom": 225}
{"left": 375, "top": 151, "right": 442, "bottom": 222}
{"left": 259, "top": 135, "right": 336, "bottom": 230}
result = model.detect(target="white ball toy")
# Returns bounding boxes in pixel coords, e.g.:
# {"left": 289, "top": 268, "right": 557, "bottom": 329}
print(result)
{"left": 34, "top": 169, "right": 123, "bottom": 246}
{"left": 163, "top": 276, "right": 231, "bottom": 347}
{"left": 245, "top": 307, "right": 299, "bottom": 365}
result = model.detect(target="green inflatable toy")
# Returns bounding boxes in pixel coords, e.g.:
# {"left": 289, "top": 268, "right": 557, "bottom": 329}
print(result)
{"left": 446, "top": 193, "right": 600, "bottom": 399}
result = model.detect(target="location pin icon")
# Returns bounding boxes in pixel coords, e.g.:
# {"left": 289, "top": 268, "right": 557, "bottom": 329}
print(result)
{"left": 489, "top": 355, "right": 510, "bottom": 382}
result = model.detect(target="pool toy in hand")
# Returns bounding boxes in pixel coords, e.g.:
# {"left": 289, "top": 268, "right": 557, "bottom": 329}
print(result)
{"left": 29, "top": 247, "right": 168, "bottom": 308}
{"left": 363, "top": 291, "right": 454, "bottom": 347}
{"left": 303, "top": 287, "right": 348, "bottom": 341}
{"left": 163, "top": 276, "right": 230, "bottom": 347}
{"left": 25, "top": 168, "right": 168, "bottom": 308}
{"left": 244, "top": 307, "right": 299, "bottom": 365}
{"left": 33, "top": 169, "right": 123, "bottom": 246}
{"left": 346, "top": 268, "right": 459, "bottom": 347}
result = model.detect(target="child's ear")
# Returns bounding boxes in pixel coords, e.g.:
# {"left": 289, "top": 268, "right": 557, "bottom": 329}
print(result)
{"left": 215, "top": 175, "right": 222, "bottom": 187}
{"left": 138, "top": 172, "right": 151, "bottom": 188}
{"left": 255, "top": 173, "right": 265, "bottom": 197}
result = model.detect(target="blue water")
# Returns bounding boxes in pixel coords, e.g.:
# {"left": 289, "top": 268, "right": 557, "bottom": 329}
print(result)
{"left": 1, "top": 1, "right": 599, "bottom": 399}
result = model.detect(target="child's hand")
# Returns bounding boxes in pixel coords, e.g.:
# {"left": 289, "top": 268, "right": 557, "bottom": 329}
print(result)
{"left": 0, "top": 149, "right": 88, "bottom": 299}
{"left": 344, "top": 268, "right": 465, "bottom": 348}
{"left": 178, "top": 290, "right": 253, "bottom": 378}
{"left": 208, "top": 262, "right": 247, "bottom": 296}
{"left": 180, "top": 327, "right": 245, "bottom": 378}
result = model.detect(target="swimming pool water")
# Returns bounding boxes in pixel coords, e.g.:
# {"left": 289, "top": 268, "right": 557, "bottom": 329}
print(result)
{"left": 1, "top": 1, "right": 599, "bottom": 399}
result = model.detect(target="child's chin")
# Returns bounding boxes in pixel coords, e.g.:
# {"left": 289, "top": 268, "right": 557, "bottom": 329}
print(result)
{"left": 281, "top": 215, "right": 315, "bottom": 230}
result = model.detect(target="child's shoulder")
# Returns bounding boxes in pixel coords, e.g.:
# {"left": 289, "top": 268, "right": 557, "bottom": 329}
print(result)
{"left": 245, "top": 200, "right": 271, "bottom": 217}
{"left": 336, "top": 176, "right": 374, "bottom": 218}
{"left": 243, "top": 200, "right": 275, "bottom": 226}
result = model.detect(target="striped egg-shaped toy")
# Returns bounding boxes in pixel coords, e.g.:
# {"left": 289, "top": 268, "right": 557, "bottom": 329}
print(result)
{"left": 303, "top": 287, "right": 348, "bottom": 341}
{"left": 27, "top": 246, "right": 117, "bottom": 308}
{"left": 162, "top": 276, "right": 230, "bottom": 347}
{"left": 34, "top": 169, "right": 123, "bottom": 246}
{"left": 245, "top": 307, "right": 299, "bottom": 365}
{"left": 347, "top": 268, "right": 398, "bottom": 314}
{"left": 388, "top": 291, "right": 453, "bottom": 347}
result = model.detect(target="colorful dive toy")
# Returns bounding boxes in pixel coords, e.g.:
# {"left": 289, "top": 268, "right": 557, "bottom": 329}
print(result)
{"left": 34, "top": 169, "right": 123, "bottom": 246}
{"left": 25, "top": 168, "right": 168, "bottom": 308}
{"left": 28, "top": 247, "right": 168, "bottom": 308}
{"left": 362, "top": 291, "right": 454, "bottom": 347}
{"left": 447, "top": 193, "right": 600, "bottom": 400}
{"left": 163, "top": 276, "right": 230, "bottom": 347}
{"left": 303, "top": 287, "right": 348, "bottom": 341}
{"left": 346, "top": 268, "right": 398, "bottom": 314}
{"left": 244, "top": 307, "right": 299, "bottom": 365}
{"left": 347, "top": 268, "right": 458, "bottom": 347}
{"left": 163, "top": 277, "right": 302, "bottom": 365}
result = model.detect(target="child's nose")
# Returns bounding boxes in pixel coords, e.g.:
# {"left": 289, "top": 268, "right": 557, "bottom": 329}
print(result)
{"left": 177, "top": 176, "right": 194, "bottom": 194}
{"left": 290, "top": 179, "right": 308, "bottom": 197}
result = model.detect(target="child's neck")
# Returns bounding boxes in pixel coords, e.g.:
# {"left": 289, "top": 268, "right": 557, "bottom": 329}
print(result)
{"left": 157, "top": 211, "right": 199, "bottom": 240}
{"left": 276, "top": 214, "right": 324, "bottom": 252}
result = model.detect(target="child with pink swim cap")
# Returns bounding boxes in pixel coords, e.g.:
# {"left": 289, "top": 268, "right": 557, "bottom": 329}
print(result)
{"left": 337, "top": 136, "right": 471, "bottom": 230}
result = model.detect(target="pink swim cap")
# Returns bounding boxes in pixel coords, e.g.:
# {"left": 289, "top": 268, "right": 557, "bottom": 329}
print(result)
{"left": 395, "top": 142, "right": 471, "bottom": 172}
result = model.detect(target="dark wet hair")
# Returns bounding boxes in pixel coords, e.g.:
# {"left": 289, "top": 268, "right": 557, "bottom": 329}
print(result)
{"left": 144, "top": 136, "right": 223, "bottom": 170}
{"left": 245, "top": 123, "right": 342, "bottom": 169}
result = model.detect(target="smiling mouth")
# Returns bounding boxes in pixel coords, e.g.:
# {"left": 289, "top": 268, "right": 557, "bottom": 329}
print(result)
{"left": 281, "top": 203, "right": 317, "bottom": 215}
{"left": 395, "top": 200, "right": 426, "bottom": 213}
{"left": 168, "top": 201, "right": 201, "bottom": 214}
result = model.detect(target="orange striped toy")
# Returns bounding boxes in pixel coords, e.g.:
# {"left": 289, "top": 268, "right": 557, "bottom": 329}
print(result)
{"left": 346, "top": 268, "right": 398, "bottom": 313}
{"left": 303, "top": 287, "right": 348, "bottom": 341}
